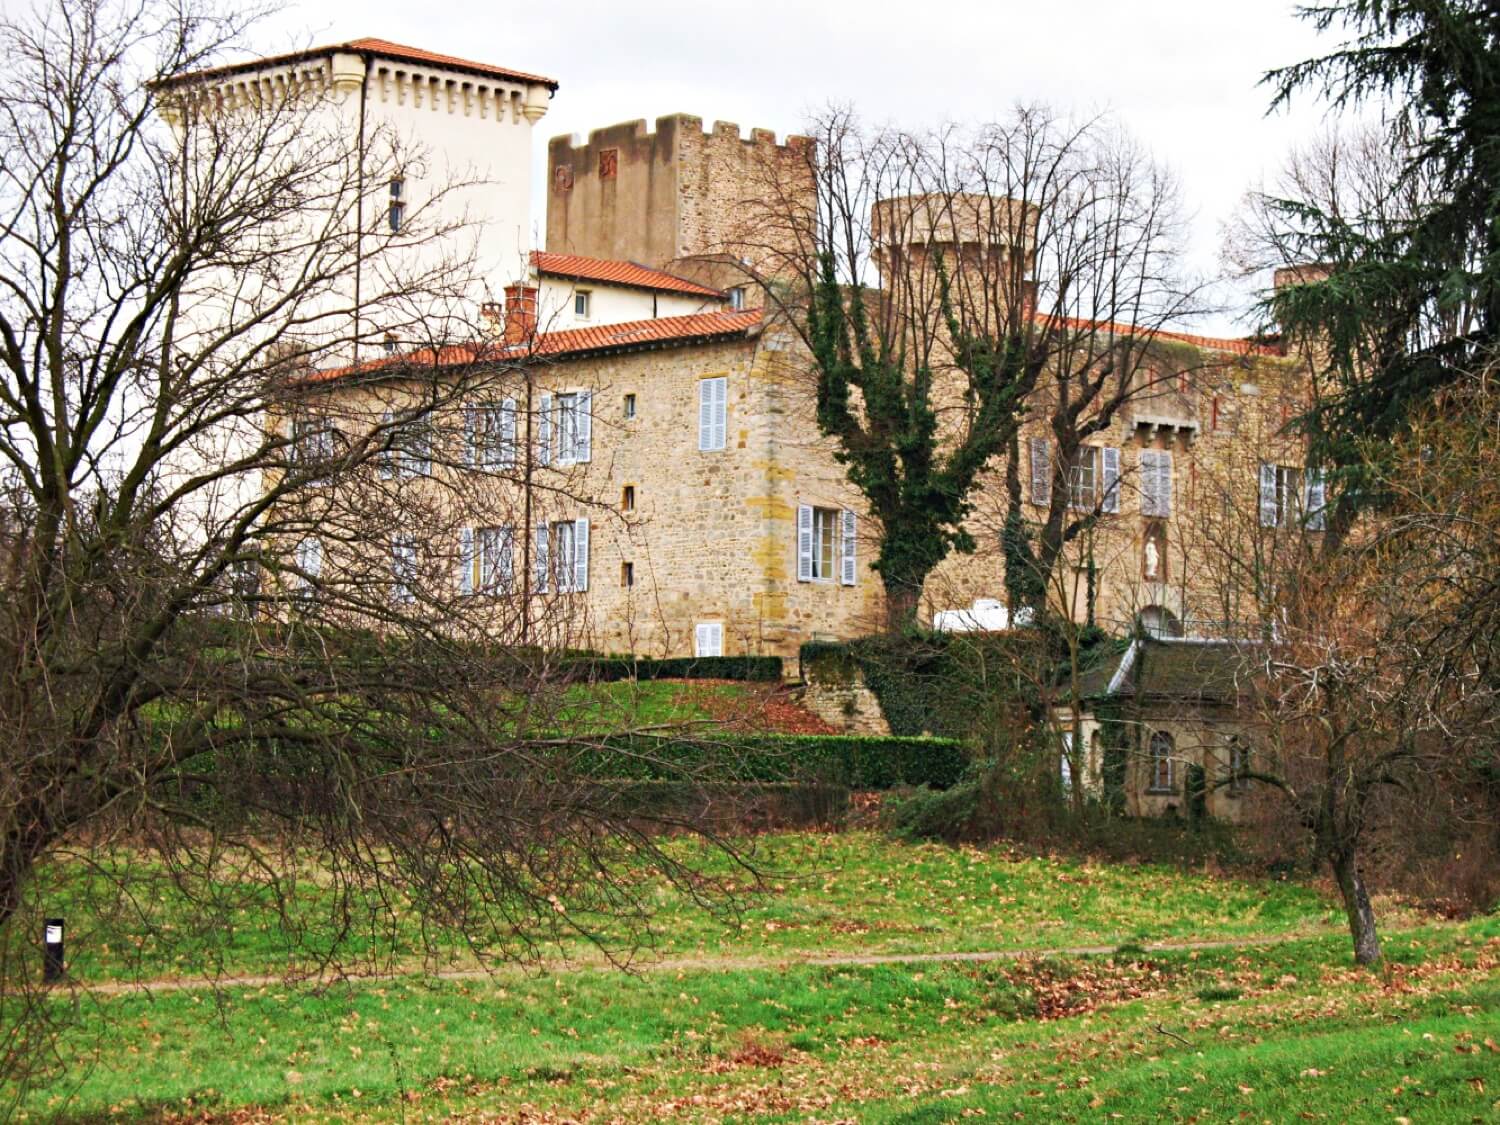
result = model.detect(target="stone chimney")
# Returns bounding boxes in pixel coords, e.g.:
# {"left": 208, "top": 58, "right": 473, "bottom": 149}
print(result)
{"left": 503, "top": 284, "right": 538, "bottom": 344}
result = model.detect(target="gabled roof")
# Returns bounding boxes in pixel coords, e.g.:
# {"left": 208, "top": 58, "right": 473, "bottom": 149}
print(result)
{"left": 155, "top": 37, "right": 558, "bottom": 91}
{"left": 302, "top": 308, "right": 764, "bottom": 385}
{"left": 1073, "top": 638, "right": 1256, "bottom": 706}
{"left": 530, "top": 252, "right": 725, "bottom": 298}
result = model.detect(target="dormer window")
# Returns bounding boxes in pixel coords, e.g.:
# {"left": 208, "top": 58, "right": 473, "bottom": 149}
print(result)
{"left": 388, "top": 179, "right": 405, "bottom": 233}
{"left": 728, "top": 286, "right": 746, "bottom": 310}
{"left": 574, "top": 289, "right": 591, "bottom": 318}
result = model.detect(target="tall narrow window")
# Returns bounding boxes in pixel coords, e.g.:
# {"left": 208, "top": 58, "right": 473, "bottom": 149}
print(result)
{"left": 621, "top": 561, "right": 634, "bottom": 587}
{"left": 554, "top": 391, "right": 592, "bottom": 464}
{"left": 623, "top": 393, "right": 637, "bottom": 420}
{"left": 391, "top": 534, "right": 417, "bottom": 603}
{"left": 388, "top": 178, "right": 405, "bottom": 233}
{"left": 728, "top": 287, "right": 746, "bottom": 310}
{"left": 698, "top": 377, "right": 727, "bottom": 452}
{"left": 621, "top": 484, "right": 635, "bottom": 511}
{"left": 574, "top": 290, "right": 591, "bottom": 318}
{"left": 1140, "top": 450, "right": 1173, "bottom": 517}
{"left": 1148, "top": 731, "right": 1176, "bottom": 793}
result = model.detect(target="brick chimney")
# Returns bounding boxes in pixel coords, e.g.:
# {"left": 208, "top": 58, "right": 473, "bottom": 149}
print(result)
{"left": 503, "top": 284, "right": 538, "bottom": 344}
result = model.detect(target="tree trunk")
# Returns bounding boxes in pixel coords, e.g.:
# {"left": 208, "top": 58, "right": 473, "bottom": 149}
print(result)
{"left": 1329, "top": 848, "right": 1382, "bottom": 966}
{"left": 883, "top": 581, "right": 921, "bottom": 631}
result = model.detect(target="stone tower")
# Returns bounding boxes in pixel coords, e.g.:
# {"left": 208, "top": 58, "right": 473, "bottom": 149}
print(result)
{"left": 545, "top": 114, "right": 813, "bottom": 294}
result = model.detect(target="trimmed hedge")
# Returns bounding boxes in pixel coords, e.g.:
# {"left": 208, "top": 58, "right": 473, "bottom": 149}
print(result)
{"left": 560, "top": 654, "right": 783, "bottom": 683}
{"left": 583, "top": 731, "right": 967, "bottom": 791}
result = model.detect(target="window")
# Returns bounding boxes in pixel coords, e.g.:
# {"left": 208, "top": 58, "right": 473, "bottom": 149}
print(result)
{"left": 391, "top": 534, "right": 417, "bottom": 603}
{"left": 698, "top": 377, "right": 727, "bottom": 451}
{"left": 535, "top": 518, "right": 589, "bottom": 593}
{"left": 1226, "top": 738, "right": 1251, "bottom": 796}
{"left": 1258, "top": 464, "right": 1323, "bottom": 528}
{"left": 621, "top": 560, "right": 634, "bottom": 587}
{"left": 621, "top": 484, "right": 635, "bottom": 511}
{"left": 459, "top": 526, "right": 514, "bottom": 595}
{"left": 623, "top": 393, "right": 637, "bottom": 419}
{"left": 1137, "top": 605, "right": 1183, "bottom": 639}
{"left": 378, "top": 410, "right": 432, "bottom": 479}
{"left": 797, "top": 505, "right": 857, "bottom": 585}
{"left": 1148, "top": 730, "right": 1176, "bottom": 793}
{"left": 388, "top": 178, "right": 405, "bottom": 233}
{"left": 694, "top": 622, "right": 723, "bottom": 657}
{"left": 467, "top": 400, "right": 517, "bottom": 471}
{"left": 554, "top": 391, "right": 592, "bottom": 464}
{"left": 1066, "top": 446, "right": 1120, "bottom": 512}
{"left": 293, "top": 536, "right": 322, "bottom": 592}
{"left": 727, "top": 286, "right": 746, "bottom": 310}
{"left": 1140, "top": 449, "right": 1173, "bottom": 517}
{"left": 574, "top": 289, "right": 591, "bottom": 318}
{"left": 290, "top": 412, "right": 338, "bottom": 465}
{"left": 382, "top": 334, "right": 399, "bottom": 356}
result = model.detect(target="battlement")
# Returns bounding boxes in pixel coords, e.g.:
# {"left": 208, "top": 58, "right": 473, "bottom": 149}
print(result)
{"left": 546, "top": 112, "right": 814, "bottom": 286}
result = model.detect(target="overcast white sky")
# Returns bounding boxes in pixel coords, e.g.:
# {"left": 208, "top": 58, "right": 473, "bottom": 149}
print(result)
{"left": 252, "top": 2, "right": 1344, "bottom": 334}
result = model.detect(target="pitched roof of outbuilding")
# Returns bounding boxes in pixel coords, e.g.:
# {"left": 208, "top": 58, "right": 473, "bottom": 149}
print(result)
{"left": 301, "top": 308, "right": 764, "bottom": 385}
{"left": 1073, "top": 638, "right": 1256, "bottom": 705}
{"left": 530, "top": 253, "right": 725, "bottom": 298}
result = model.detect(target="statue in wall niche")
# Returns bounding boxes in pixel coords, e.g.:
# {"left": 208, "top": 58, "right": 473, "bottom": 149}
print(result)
{"left": 1143, "top": 538, "right": 1160, "bottom": 581}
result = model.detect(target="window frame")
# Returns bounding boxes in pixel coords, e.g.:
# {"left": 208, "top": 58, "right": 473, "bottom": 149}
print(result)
{"left": 1147, "top": 730, "right": 1177, "bottom": 794}
{"left": 388, "top": 178, "right": 406, "bottom": 233}
{"left": 573, "top": 289, "right": 592, "bottom": 319}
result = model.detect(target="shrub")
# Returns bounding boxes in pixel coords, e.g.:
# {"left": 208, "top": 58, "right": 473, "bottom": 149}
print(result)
{"left": 585, "top": 732, "right": 968, "bottom": 791}
{"left": 560, "top": 654, "right": 783, "bottom": 683}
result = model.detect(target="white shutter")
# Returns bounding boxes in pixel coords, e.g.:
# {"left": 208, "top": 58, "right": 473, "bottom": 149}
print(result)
{"left": 537, "top": 393, "right": 552, "bottom": 466}
{"left": 576, "top": 390, "right": 592, "bottom": 463}
{"left": 378, "top": 410, "right": 395, "bottom": 479}
{"left": 1259, "top": 463, "right": 1279, "bottom": 527}
{"left": 464, "top": 408, "right": 479, "bottom": 467}
{"left": 840, "top": 509, "right": 857, "bottom": 586}
{"left": 534, "top": 523, "right": 550, "bottom": 592}
{"left": 1141, "top": 451, "right": 1172, "bottom": 517}
{"left": 796, "top": 504, "right": 814, "bottom": 582}
{"left": 500, "top": 526, "right": 515, "bottom": 590}
{"left": 1101, "top": 447, "right": 1120, "bottom": 513}
{"left": 1304, "top": 468, "right": 1326, "bottom": 530}
{"left": 296, "top": 536, "right": 323, "bottom": 580}
{"left": 714, "top": 377, "right": 728, "bottom": 450}
{"left": 699, "top": 379, "right": 714, "bottom": 451}
{"left": 500, "top": 399, "right": 517, "bottom": 468}
{"left": 573, "top": 518, "right": 589, "bottom": 592}
{"left": 695, "top": 622, "right": 723, "bottom": 657}
{"left": 458, "top": 527, "right": 474, "bottom": 595}
{"left": 1029, "top": 437, "right": 1051, "bottom": 506}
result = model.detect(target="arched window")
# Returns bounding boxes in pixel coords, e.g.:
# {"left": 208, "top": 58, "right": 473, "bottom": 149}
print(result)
{"left": 1148, "top": 730, "right": 1176, "bottom": 793}
{"left": 1138, "top": 605, "right": 1184, "bottom": 640}
{"left": 1226, "top": 736, "right": 1251, "bottom": 796}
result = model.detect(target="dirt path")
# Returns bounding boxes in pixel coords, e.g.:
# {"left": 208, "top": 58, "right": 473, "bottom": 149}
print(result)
{"left": 68, "top": 931, "right": 1328, "bottom": 997}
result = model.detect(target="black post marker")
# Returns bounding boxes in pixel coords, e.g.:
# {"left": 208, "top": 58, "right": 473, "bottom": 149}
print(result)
{"left": 43, "top": 918, "right": 64, "bottom": 983}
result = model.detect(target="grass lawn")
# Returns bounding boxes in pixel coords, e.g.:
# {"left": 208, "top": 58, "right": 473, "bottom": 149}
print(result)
{"left": 22, "top": 833, "right": 1371, "bottom": 986}
{"left": 16, "top": 920, "right": 1498, "bottom": 1121}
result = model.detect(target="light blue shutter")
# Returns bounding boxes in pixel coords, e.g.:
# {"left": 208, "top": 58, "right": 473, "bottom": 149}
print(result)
{"left": 458, "top": 527, "right": 474, "bottom": 595}
{"left": 1305, "top": 468, "right": 1326, "bottom": 530}
{"left": 714, "top": 378, "right": 727, "bottom": 450}
{"left": 1029, "top": 437, "right": 1051, "bottom": 506}
{"left": 1101, "top": 447, "right": 1120, "bottom": 513}
{"left": 534, "top": 523, "right": 550, "bottom": 592}
{"left": 464, "top": 408, "right": 479, "bottom": 467}
{"left": 378, "top": 410, "right": 395, "bottom": 479}
{"left": 1141, "top": 451, "right": 1172, "bottom": 517}
{"left": 1157, "top": 451, "right": 1172, "bottom": 516}
{"left": 499, "top": 526, "right": 514, "bottom": 590}
{"left": 797, "top": 504, "right": 813, "bottom": 582}
{"left": 537, "top": 393, "right": 552, "bottom": 466}
{"left": 1259, "top": 463, "right": 1278, "bottom": 527}
{"left": 576, "top": 390, "right": 592, "bottom": 462}
{"left": 573, "top": 518, "right": 589, "bottom": 592}
{"left": 699, "top": 380, "right": 715, "bottom": 451}
{"left": 840, "top": 509, "right": 856, "bottom": 586}
{"left": 499, "top": 399, "right": 517, "bottom": 468}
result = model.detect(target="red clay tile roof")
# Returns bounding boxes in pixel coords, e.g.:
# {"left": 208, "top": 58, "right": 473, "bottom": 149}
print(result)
{"left": 1050, "top": 315, "right": 1284, "bottom": 357}
{"left": 530, "top": 252, "right": 725, "bottom": 298}
{"left": 156, "top": 38, "right": 557, "bottom": 91}
{"left": 302, "top": 308, "right": 764, "bottom": 385}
